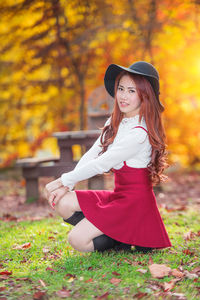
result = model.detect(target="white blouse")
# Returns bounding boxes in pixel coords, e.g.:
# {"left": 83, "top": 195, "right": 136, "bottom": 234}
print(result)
{"left": 61, "top": 114, "right": 152, "bottom": 190}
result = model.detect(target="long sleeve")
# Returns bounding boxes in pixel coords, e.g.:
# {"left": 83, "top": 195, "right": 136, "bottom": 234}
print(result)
{"left": 72, "top": 116, "right": 111, "bottom": 171}
{"left": 73, "top": 135, "right": 102, "bottom": 171}
{"left": 61, "top": 127, "right": 148, "bottom": 190}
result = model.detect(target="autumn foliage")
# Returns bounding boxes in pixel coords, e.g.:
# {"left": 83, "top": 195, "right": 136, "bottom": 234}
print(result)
{"left": 0, "top": 0, "right": 200, "bottom": 168}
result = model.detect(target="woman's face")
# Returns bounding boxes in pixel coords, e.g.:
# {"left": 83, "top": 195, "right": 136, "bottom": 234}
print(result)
{"left": 116, "top": 75, "right": 141, "bottom": 118}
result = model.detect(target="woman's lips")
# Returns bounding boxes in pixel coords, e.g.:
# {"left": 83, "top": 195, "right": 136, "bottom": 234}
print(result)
{"left": 120, "top": 101, "right": 129, "bottom": 107}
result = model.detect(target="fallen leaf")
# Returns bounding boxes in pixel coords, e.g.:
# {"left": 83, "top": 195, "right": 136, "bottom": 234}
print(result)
{"left": 20, "top": 257, "right": 28, "bottom": 263}
{"left": 112, "top": 271, "right": 121, "bottom": 276}
{"left": 171, "top": 269, "right": 184, "bottom": 278}
{"left": 42, "top": 247, "right": 50, "bottom": 253}
{"left": 123, "top": 287, "right": 130, "bottom": 293}
{"left": 148, "top": 256, "right": 154, "bottom": 265}
{"left": 16, "top": 277, "right": 30, "bottom": 281}
{"left": 48, "top": 236, "right": 56, "bottom": 240}
{"left": 148, "top": 264, "right": 171, "bottom": 278}
{"left": 182, "top": 249, "right": 194, "bottom": 256}
{"left": 13, "top": 242, "right": 31, "bottom": 250}
{"left": 191, "top": 266, "right": 200, "bottom": 274}
{"left": 110, "top": 277, "right": 121, "bottom": 285}
{"left": 184, "top": 270, "right": 198, "bottom": 279}
{"left": 183, "top": 231, "right": 195, "bottom": 241}
{"left": 171, "top": 292, "right": 187, "bottom": 299}
{"left": 56, "top": 289, "right": 71, "bottom": 298}
{"left": 163, "top": 280, "right": 175, "bottom": 292}
{"left": 96, "top": 291, "right": 110, "bottom": 299}
{"left": 46, "top": 267, "right": 58, "bottom": 272}
{"left": 0, "top": 275, "right": 10, "bottom": 280}
{"left": 133, "top": 292, "right": 148, "bottom": 299}
{"left": 137, "top": 268, "right": 147, "bottom": 274}
{"left": 64, "top": 273, "right": 76, "bottom": 279}
{"left": 85, "top": 278, "right": 93, "bottom": 283}
{"left": 33, "top": 291, "right": 46, "bottom": 299}
{"left": 38, "top": 279, "right": 46, "bottom": 287}
{"left": 0, "top": 271, "right": 12, "bottom": 276}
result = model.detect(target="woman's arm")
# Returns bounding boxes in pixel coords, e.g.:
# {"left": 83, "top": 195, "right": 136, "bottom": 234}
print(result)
{"left": 61, "top": 127, "right": 148, "bottom": 190}
{"left": 73, "top": 116, "right": 111, "bottom": 171}
{"left": 44, "top": 116, "right": 111, "bottom": 196}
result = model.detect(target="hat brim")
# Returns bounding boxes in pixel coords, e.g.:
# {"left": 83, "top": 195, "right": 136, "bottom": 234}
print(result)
{"left": 104, "top": 64, "right": 158, "bottom": 98}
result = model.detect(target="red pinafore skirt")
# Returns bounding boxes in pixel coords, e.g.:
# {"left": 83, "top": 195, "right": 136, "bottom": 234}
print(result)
{"left": 75, "top": 128, "right": 172, "bottom": 249}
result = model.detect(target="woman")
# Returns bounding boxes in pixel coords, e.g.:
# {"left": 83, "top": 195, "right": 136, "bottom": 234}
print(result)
{"left": 45, "top": 61, "right": 172, "bottom": 253}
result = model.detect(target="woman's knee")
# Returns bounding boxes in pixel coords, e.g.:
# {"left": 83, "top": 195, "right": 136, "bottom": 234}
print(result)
{"left": 55, "top": 192, "right": 78, "bottom": 219}
{"left": 68, "top": 230, "right": 91, "bottom": 252}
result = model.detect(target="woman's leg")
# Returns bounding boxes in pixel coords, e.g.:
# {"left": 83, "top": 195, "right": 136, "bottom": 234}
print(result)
{"left": 54, "top": 191, "right": 131, "bottom": 252}
{"left": 68, "top": 218, "right": 104, "bottom": 252}
{"left": 54, "top": 191, "right": 81, "bottom": 220}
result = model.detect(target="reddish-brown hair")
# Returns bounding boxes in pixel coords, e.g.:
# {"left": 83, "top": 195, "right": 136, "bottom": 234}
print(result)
{"left": 98, "top": 70, "right": 169, "bottom": 186}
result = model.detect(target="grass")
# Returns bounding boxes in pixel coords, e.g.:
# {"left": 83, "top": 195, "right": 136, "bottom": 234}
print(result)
{"left": 0, "top": 207, "right": 200, "bottom": 299}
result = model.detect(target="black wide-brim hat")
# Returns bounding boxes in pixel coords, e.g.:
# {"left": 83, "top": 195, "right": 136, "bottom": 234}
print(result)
{"left": 104, "top": 61, "right": 164, "bottom": 110}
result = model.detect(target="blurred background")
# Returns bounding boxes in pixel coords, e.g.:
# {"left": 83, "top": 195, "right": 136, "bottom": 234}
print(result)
{"left": 0, "top": 0, "right": 200, "bottom": 171}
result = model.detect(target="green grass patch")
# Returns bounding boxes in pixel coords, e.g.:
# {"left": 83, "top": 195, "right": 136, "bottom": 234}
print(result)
{"left": 0, "top": 208, "right": 199, "bottom": 299}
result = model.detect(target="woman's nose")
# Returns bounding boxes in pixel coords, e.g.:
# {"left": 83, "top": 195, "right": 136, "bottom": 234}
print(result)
{"left": 121, "top": 91, "right": 128, "bottom": 99}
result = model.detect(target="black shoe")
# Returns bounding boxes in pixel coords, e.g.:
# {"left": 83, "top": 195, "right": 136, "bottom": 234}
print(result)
{"left": 63, "top": 211, "right": 85, "bottom": 226}
{"left": 134, "top": 245, "right": 153, "bottom": 253}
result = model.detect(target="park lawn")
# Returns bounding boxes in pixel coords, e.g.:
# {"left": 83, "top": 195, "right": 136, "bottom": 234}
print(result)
{"left": 0, "top": 207, "right": 199, "bottom": 300}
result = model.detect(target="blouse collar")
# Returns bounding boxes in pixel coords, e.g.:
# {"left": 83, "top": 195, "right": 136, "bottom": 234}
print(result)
{"left": 121, "top": 114, "right": 141, "bottom": 125}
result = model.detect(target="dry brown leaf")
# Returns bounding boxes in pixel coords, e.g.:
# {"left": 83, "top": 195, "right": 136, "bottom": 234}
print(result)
{"left": 38, "top": 279, "right": 46, "bottom": 287}
{"left": 112, "top": 271, "right": 121, "bottom": 276}
{"left": 183, "top": 231, "right": 195, "bottom": 241}
{"left": 110, "top": 277, "right": 121, "bottom": 285}
{"left": 13, "top": 242, "right": 31, "bottom": 250}
{"left": 0, "top": 271, "right": 12, "bottom": 276}
{"left": 171, "top": 269, "right": 184, "bottom": 278}
{"left": 133, "top": 292, "right": 148, "bottom": 299}
{"left": 191, "top": 266, "right": 200, "bottom": 274}
{"left": 163, "top": 280, "right": 175, "bottom": 292}
{"left": 46, "top": 267, "right": 58, "bottom": 272}
{"left": 56, "top": 289, "right": 71, "bottom": 298}
{"left": 182, "top": 249, "right": 194, "bottom": 256}
{"left": 137, "top": 268, "right": 148, "bottom": 274}
{"left": 184, "top": 270, "right": 198, "bottom": 279}
{"left": 96, "top": 291, "right": 110, "bottom": 299}
{"left": 148, "top": 264, "right": 171, "bottom": 278}
{"left": 171, "top": 292, "right": 187, "bottom": 299}
{"left": 33, "top": 291, "right": 46, "bottom": 299}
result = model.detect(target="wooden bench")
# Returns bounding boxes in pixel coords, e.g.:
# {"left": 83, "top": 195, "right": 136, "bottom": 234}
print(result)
{"left": 16, "top": 85, "right": 113, "bottom": 202}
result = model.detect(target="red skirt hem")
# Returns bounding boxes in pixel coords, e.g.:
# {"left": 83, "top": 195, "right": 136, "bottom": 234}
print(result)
{"left": 75, "top": 189, "right": 172, "bottom": 249}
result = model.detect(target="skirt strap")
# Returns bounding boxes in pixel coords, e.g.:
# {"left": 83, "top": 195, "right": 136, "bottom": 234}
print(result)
{"left": 132, "top": 126, "right": 148, "bottom": 134}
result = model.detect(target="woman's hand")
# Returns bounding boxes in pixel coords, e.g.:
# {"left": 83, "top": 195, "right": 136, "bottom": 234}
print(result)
{"left": 48, "top": 186, "right": 69, "bottom": 209}
{"left": 45, "top": 178, "right": 63, "bottom": 196}
{"left": 44, "top": 178, "right": 70, "bottom": 209}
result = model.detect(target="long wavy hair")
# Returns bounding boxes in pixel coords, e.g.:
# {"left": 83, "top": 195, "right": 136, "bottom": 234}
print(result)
{"left": 98, "top": 70, "right": 169, "bottom": 186}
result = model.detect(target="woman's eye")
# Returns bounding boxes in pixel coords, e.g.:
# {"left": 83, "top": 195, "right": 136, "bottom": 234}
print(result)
{"left": 118, "top": 87, "right": 123, "bottom": 91}
{"left": 130, "top": 90, "right": 135, "bottom": 93}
